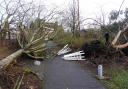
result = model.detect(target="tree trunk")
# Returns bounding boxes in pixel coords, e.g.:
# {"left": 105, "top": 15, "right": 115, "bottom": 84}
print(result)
{"left": 0, "top": 49, "right": 24, "bottom": 69}
{"left": 112, "top": 30, "right": 128, "bottom": 49}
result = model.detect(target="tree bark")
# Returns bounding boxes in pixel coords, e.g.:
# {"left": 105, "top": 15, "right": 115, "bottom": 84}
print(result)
{"left": 112, "top": 30, "right": 128, "bottom": 49}
{"left": 0, "top": 49, "right": 23, "bottom": 69}
{"left": 113, "top": 42, "right": 128, "bottom": 49}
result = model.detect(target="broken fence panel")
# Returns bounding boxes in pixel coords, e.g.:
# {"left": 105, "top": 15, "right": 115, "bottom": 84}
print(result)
{"left": 62, "top": 51, "right": 86, "bottom": 60}
{"left": 57, "top": 44, "right": 71, "bottom": 55}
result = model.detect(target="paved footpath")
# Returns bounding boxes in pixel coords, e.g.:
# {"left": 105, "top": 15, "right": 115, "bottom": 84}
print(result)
{"left": 44, "top": 56, "right": 105, "bottom": 89}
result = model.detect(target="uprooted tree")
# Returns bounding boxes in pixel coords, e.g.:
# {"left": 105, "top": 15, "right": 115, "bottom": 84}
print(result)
{"left": 0, "top": 0, "right": 59, "bottom": 69}
{"left": 112, "top": 25, "right": 128, "bottom": 49}
{"left": 0, "top": 21, "right": 57, "bottom": 68}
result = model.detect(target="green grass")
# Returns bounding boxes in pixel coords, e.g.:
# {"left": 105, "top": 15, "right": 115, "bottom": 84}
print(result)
{"left": 103, "top": 69, "right": 128, "bottom": 89}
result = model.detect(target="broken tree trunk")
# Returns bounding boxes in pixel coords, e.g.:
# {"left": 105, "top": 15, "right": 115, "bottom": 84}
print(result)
{"left": 112, "top": 26, "right": 128, "bottom": 49}
{"left": 0, "top": 21, "right": 56, "bottom": 69}
{"left": 0, "top": 49, "right": 24, "bottom": 69}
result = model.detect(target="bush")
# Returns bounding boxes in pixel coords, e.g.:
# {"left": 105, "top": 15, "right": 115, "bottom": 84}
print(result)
{"left": 53, "top": 30, "right": 94, "bottom": 50}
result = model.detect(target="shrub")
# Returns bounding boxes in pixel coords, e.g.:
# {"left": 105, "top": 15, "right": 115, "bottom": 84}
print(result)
{"left": 53, "top": 29, "right": 95, "bottom": 50}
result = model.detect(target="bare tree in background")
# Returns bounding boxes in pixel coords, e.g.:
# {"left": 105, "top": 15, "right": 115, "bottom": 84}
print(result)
{"left": 0, "top": 0, "right": 20, "bottom": 44}
{"left": 0, "top": 0, "right": 59, "bottom": 45}
{"left": 61, "top": 0, "right": 80, "bottom": 36}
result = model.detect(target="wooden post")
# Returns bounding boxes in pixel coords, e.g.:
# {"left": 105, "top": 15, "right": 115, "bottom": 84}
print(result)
{"left": 77, "top": 0, "right": 80, "bottom": 31}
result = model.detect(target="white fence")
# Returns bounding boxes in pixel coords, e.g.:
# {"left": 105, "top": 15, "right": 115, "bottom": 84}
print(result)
{"left": 57, "top": 44, "right": 71, "bottom": 55}
{"left": 62, "top": 51, "right": 86, "bottom": 60}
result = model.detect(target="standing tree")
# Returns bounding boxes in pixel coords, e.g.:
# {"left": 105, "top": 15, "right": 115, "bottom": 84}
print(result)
{"left": 61, "top": 0, "right": 81, "bottom": 36}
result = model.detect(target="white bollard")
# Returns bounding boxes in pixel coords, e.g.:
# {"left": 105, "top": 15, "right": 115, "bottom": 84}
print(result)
{"left": 98, "top": 65, "right": 103, "bottom": 79}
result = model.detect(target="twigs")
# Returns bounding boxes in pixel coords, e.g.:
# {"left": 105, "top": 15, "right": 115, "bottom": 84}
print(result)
{"left": 13, "top": 74, "right": 24, "bottom": 89}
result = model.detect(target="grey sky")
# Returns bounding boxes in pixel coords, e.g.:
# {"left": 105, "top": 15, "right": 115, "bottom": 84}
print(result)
{"left": 33, "top": 0, "right": 127, "bottom": 28}
{"left": 1, "top": 0, "right": 127, "bottom": 28}
{"left": 41, "top": 0, "right": 128, "bottom": 21}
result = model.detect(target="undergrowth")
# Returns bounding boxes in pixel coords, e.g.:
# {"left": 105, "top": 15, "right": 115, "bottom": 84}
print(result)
{"left": 53, "top": 29, "right": 95, "bottom": 49}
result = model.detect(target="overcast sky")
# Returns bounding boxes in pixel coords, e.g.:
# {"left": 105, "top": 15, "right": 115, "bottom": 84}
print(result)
{"left": 41, "top": 0, "right": 128, "bottom": 21}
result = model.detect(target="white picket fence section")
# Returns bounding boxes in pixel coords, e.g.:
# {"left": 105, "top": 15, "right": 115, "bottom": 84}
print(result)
{"left": 57, "top": 44, "right": 71, "bottom": 55}
{"left": 62, "top": 51, "right": 86, "bottom": 60}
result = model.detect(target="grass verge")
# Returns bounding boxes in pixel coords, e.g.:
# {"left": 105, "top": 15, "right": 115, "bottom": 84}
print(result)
{"left": 102, "top": 68, "right": 128, "bottom": 89}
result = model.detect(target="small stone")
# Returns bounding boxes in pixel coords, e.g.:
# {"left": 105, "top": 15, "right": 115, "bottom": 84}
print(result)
{"left": 34, "top": 60, "right": 41, "bottom": 66}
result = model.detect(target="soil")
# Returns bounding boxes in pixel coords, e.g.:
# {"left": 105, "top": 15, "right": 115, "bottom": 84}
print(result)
{"left": 0, "top": 63, "right": 43, "bottom": 89}
{"left": 0, "top": 46, "right": 16, "bottom": 59}
{"left": 0, "top": 44, "right": 43, "bottom": 89}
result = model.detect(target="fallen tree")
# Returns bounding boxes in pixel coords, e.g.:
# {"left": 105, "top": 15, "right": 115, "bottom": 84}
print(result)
{"left": 0, "top": 49, "right": 23, "bottom": 68}
{"left": 112, "top": 25, "right": 128, "bottom": 49}
{"left": 112, "top": 25, "right": 128, "bottom": 55}
{"left": 0, "top": 0, "right": 59, "bottom": 69}
{"left": 0, "top": 22, "right": 57, "bottom": 69}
